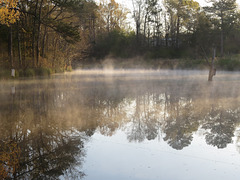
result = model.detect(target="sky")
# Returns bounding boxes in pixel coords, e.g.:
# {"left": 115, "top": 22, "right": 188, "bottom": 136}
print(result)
{"left": 95, "top": 0, "right": 240, "bottom": 29}
{"left": 95, "top": 0, "right": 213, "bottom": 28}
{"left": 97, "top": 0, "right": 211, "bottom": 10}
{"left": 95, "top": 0, "right": 240, "bottom": 10}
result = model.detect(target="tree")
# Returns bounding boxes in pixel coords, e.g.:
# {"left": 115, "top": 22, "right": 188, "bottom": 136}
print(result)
{"left": 202, "top": 108, "right": 237, "bottom": 148}
{"left": 98, "top": 0, "right": 129, "bottom": 33}
{"left": 132, "top": 0, "right": 144, "bottom": 42}
{"left": 0, "top": 0, "right": 20, "bottom": 26}
{"left": 164, "top": 0, "right": 200, "bottom": 48}
{"left": 162, "top": 94, "right": 199, "bottom": 150}
{"left": 0, "top": 0, "right": 20, "bottom": 68}
{"left": 3, "top": 0, "right": 94, "bottom": 69}
{"left": 204, "top": 0, "right": 237, "bottom": 56}
{"left": 0, "top": 141, "right": 20, "bottom": 179}
{"left": 143, "top": 0, "right": 162, "bottom": 46}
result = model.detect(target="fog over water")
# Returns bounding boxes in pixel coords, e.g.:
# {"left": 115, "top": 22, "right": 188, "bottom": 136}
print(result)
{"left": 1, "top": 70, "right": 240, "bottom": 180}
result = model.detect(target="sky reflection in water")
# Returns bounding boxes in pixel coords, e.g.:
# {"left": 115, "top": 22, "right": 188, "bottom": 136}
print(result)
{"left": 1, "top": 70, "right": 240, "bottom": 180}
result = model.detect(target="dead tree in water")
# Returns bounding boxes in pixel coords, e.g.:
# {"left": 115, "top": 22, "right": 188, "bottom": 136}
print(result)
{"left": 201, "top": 46, "right": 216, "bottom": 81}
{"left": 208, "top": 47, "right": 216, "bottom": 81}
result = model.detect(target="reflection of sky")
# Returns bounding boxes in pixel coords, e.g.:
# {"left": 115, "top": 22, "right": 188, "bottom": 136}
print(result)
{"left": 2, "top": 69, "right": 240, "bottom": 179}
{"left": 84, "top": 130, "right": 240, "bottom": 180}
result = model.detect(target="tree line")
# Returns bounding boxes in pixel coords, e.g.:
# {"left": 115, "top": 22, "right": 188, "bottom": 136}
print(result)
{"left": 0, "top": 0, "right": 240, "bottom": 72}
{"left": 110, "top": 0, "right": 240, "bottom": 59}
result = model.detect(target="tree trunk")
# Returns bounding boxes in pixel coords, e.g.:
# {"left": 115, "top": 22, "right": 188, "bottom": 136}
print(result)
{"left": 170, "top": 13, "right": 174, "bottom": 47}
{"left": 32, "top": 22, "right": 36, "bottom": 67}
{"left": 107, "top": 14, "right": 110, "bottom": 33}
{"left": 8, "top": 25, "right": 13, "bottom": 68}
{"left": 136, "top": 19, "right": 140, "bottom": 42}
{"left": 208, "top": 47, "right": 216, "bottom": 81}
{"left": 220, "top": 27, "right": 224, "bottom": 57}
{"left": 22, "top": 32, "right": 26, "bottom": 68}
{"left": 36, "top": 0, "right": 43, "bottom": 67}
{"left": 52, "top": 38, "right": 58, "bottom": 68}
{"left": 165, "top": 33, "right": 169, "bottom": 47}
{"left": 220, "top": 12, "right": 224, "bottom": 57}
{"left": 136, "top": 2, "right": 141, "bottom": 44}
{"left": 92, "top": 16, "right": 96, "bottom": 44}
{"left": 17, "top": 21, "right": 22, "bottom": 68}
{"left": 32, "top": 0, "right": 39, "bottom": 67}
{"left": 164, "top": 13, "right": 169, "bottom": 47}
{"left": 143, "top": 12, "right": 148, "bottom": 45}
{"left": 147, "top": 23, "right": 150, "bottom": 47}
{"left": 176, "top": 15, "right": 180, "bottom": 48}
{"left": 42, "top": 26, "right": 47, "bottom": 58}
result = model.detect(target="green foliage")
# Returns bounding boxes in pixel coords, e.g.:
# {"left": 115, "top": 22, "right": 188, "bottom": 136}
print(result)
{"left": 0, "top": 25, "right": 9, "bottom": 43}
{"left": 144, "top": 48, "right": 182, "bottom": 59}
{"left": 55, "top": 67, "right": 65, "bottom": 73}
{"left": 15, "top": 70, "right": 19, "bottom": 78}
{"left": 94, "top": 30, "right": 138, "bottom": 59}
{"left": 18, "top": 68, "right": 53, "bottom": 77}
{"left": 35, "top": 67, "right": 52, "bottom": 76}
{"left": 47, "top": 19, "right": 80, "bottom": 43}
{"left": 18, "top": 69, "right": 24, "bottom": 77}
{"left": 24, "top": 69, "right": 35, "bottom": 77}
{"left": 66, "top": 66, "right": 72, "bottom": 72}
{"left": 177, "top": 59, "right": 207, "bottom": 69}
{"left": 0, "top": 68, "right": 10, "bottom": 79}
{"left": 216, "top": 56, "right": 240, "bottom": 71}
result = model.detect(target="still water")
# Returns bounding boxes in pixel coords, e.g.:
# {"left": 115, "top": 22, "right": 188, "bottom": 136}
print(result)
{"left": 1, "top": 70, "right": 240, "bottom": 180}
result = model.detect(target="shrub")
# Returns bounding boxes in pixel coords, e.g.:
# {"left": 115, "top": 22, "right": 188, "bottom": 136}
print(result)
{"left": 35, "top": 67, "right": 52, "bottom": 76}
{"left": 0, "top": 68, "right": 10, "bottom": 79}
{"left": 216, "top": 57, "right": 240, "bottom": 71}
{"left": 18, "top": 69, "right": 24, "bottom": 77}
{"left": 66, "top": 66, "right": 72, "bottom": 72}
{"left": 14, "top": 70, "right": 19, "bottom": 78}
{"left": 55, "top": 68, "right": 65, "bottom": 73}
{"left": 25, "top": 69, "right": 35, "bottom": 77}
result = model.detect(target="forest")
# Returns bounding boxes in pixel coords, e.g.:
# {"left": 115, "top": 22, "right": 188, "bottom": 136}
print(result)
{"left": 1, "top": 0, "right": 240, "bottom": 77}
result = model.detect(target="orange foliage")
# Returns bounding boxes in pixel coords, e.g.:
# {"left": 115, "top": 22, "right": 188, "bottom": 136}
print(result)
{"left": 0, "top": 0, "right": 20, "bottom": 26}
{"left": 0, "top": 141, "right": 20, "bottom": 179}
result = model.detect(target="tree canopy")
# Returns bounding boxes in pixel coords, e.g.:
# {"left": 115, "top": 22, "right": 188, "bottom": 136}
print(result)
{"left": 0, "top": 0, "right": 20, "bottom": 26}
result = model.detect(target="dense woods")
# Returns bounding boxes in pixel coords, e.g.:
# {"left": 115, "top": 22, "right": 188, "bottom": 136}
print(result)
{"left": 1, "top": 0, "right": 240, "bottom": 74}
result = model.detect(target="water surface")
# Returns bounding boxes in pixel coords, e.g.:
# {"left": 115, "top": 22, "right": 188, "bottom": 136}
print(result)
{"left": 1, "top": 70, "right": 240, "bottom": 180}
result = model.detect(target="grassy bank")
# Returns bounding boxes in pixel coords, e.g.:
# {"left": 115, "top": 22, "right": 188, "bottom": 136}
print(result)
{"left": 77, "top": 55, "right": 240, "bottom": 71}
{"left": 1, "top": 55, "right": 240, "bottom": 79}
{"left": 0, "top": 66, "right": 72, "bottom": 79}
{"left": 76, "top": 58, "right": 207, "bottom": 70}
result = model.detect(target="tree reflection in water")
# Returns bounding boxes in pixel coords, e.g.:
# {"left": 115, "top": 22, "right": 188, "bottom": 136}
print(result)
{"left": 1, "top": 71, "right": 240, "bottom": 178}
{"left": 202, "top": 107, "right": 239, "bottom": 148}
{"left": 0, "top": 81, "right": 87, "bottom": 179}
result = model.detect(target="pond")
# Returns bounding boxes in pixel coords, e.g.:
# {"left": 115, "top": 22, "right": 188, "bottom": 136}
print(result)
{"left": 1, "top": 70, "right": 240, "bottom": 180}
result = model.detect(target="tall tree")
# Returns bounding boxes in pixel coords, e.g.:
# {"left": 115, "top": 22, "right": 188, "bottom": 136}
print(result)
{"left": 0, "top": 0, "right": 20, "bottom": 26}
{"left": 204, "top": 0, "right": 237, "bottom": 56}
{"left": 164, "top": 0, "right": 200, "bottom": 48}
{"left": 98, "top": 0, "right": 129, "bottom": 32}
{"left": 143, "top": 0, "right": 162, "bottom": 46}
{"left": 0, "top": 0, "right": 20, "bottom": 68}
{"left": 132, "top": 0, "right": 144, "bottom": 42}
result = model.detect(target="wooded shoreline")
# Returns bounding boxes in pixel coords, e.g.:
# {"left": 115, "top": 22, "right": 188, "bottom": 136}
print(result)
{"left": 1, "top": 0, "right": 240, "bottom": 79}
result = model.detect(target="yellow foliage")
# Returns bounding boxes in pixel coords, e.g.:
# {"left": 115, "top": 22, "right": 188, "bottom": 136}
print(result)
{"left": 0, "top": 140, "right": 20, "bottom": 179}
{"left": 0, "top": 0, "right": 20, "bottom": 26}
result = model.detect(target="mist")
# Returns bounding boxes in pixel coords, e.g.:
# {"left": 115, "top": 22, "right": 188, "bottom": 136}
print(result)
{"left": 2, "top": 67, "right": 240, "bottom": 179}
